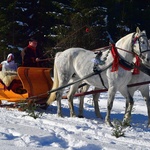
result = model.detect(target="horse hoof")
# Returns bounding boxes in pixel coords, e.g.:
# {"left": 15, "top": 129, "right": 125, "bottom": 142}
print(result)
{"left": 97, "top": 115, "right": 103, "bottom": 119}
{"left": 122, "top": 119, "right": 131, "bottom": 127}
{"left": 122, "top": 122, "right": 131, "bottom": 127}
{"left": 39, "top": 104, "right": 49, "bottom": 110}
{"left": 58, "top": 114, "right": 63, "bottom": 117}
{"left": 78, "top": 115, "right": 84, "bottom": 118}
{"left": 70, "top": 114, "right": 76, "bottom": 117}
{"left": 105, "top": 121, "right": 114, "bottom": 127}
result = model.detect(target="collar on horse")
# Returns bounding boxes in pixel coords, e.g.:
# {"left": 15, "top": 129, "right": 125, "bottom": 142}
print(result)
{"left": 94, "top": 44, "right": 140, "bottom": 74}
{"left": 111, "top": 31, "right": 150, "bottom": 73}
{"left": 111, "top": 44, "right": 140, "bottom": 73}
{"left": 93, "top": 31, "right": 150, "bottom": 77}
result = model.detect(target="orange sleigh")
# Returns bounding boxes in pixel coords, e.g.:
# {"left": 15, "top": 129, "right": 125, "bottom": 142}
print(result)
{"left": 0, "top": 67, "right": 53, "bottom": 106}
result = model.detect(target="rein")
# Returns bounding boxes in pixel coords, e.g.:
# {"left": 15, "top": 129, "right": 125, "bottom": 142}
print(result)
{"left": 112, "top": 44, "right": 149, "bottom": 74}
{"left": 110, "top": 32, "right": 150, "bottom": 73}
{"left": 38, "top": 58, "right": 54, "bottom": 62}
{"left": 94, "top": 44, "right": 144, "bottom": 74}
{"left": 25, "top": 71, "right": 103, "bottom": 100}
{"left": 115, "top": 47, "right": 133, "bottom": 54}
{"left": 111, "top": 44, "right": 135, "bottom": 71}
{"left": 47, "top": 72, "right": 97, "bottom": 94}
{"left": 47, "top": 63, "right": 112, "bottom": 95}
{"left": 92, "top": 45, "right": 111, "bottom": 52}
{"left": 27, "top": 46, "right": 150, "bottom": 101}
{"left": 111, "top": 44, "right": 150, "bottom": 76}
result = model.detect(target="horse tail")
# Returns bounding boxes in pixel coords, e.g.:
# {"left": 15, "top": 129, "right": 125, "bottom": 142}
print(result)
{"left": 47, "top": 62, "right": 59, "bottom": 105}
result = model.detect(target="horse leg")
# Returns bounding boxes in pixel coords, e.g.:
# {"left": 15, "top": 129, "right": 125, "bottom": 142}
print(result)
{"left": 145, "top": 96, "right": 150, "bottom": 128}
{"left": 124, "top": 94, "right": 130, "bottom": 116}
{"left": 56, "top": 72, "right": 73, "bottom": 117}
{"left": 105, "top": 86, "right": 116, "bottom": 127}
{"left": 56, "top": 90, "right": 64, "bottom": 117}
{"left": 78, "top": 84, "right": 90, "bottom": 117}
{"left": 67, "top": 81, "right": 81, "bottom": 117}
{"left": 78, "top": 95, "right": 84, "bottom": 118}
{"left": 139, "top": 86, "right": 150, "bottom": 127}
{"left": 122, "top": 89, "right": 134, "bottom": 126}
{"left": 93, "top": 88, "right": 103, "bottom": 119}
{"left": 78, "top": 85, "right": 102, "bottom": 118}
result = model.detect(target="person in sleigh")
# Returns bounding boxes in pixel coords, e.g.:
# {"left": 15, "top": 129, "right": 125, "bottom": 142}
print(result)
{"left": 0, "top": 53, "right": 26, "bottom": 94}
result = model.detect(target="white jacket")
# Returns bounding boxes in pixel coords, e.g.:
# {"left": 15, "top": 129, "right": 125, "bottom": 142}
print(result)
{"left": 1, "top": 60, "right": 17, "bottom": 71}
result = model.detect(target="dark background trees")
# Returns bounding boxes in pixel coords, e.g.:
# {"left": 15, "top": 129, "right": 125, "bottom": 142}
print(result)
{"left": 0, "top": 0, "right": 149, "bottom": 66}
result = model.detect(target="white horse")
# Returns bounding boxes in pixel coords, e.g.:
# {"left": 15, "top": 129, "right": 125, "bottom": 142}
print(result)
{"left": 47, "top": 27, "right": 150, "bottom": 127}
{"left": 78, "top": 71, "right": 150, "bottom": 120}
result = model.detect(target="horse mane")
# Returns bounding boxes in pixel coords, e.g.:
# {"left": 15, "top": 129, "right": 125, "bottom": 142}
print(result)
{"left": 116, "top": 33, "right": 133, "bottom": 49}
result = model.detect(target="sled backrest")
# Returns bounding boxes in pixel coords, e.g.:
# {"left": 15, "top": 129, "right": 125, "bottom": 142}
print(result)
{"left": 17, "top": 67, "right": 53, "bottom": 98}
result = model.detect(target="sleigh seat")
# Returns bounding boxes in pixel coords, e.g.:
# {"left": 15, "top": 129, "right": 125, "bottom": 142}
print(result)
{"left": 0, "top": 67, "right": 53, "bottom": 104}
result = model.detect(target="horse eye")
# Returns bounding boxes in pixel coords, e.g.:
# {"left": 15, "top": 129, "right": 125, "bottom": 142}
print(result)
{"left": 140, "top": 41, "right": 145, "bottom": 44}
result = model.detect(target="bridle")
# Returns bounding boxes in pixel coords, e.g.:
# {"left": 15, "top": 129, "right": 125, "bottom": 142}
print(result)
{"left": 132, "top": 32, "right": 150, "bottom": 62}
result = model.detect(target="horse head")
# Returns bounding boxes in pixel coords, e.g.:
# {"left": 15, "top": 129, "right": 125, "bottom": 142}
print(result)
{"left": 132, "top": 27, "right": 150, "bottom": 68}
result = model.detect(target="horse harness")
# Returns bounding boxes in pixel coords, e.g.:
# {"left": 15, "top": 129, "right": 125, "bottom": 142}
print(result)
{"left": 93, "top": 33, "right": 150, "bottom": 88}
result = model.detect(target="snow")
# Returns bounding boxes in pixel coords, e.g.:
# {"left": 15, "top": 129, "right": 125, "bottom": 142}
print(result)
{"left": 0, "top": 86, "right": 150, "bottom": 150}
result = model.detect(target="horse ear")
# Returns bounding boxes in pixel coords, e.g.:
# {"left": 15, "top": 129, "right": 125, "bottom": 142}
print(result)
{"left": 136, "top": 27, "right": 141, "bottom": 33}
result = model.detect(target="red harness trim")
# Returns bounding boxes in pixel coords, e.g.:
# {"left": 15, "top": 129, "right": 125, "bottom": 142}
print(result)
{"left": 111, "top": 44, "right": 140, "bottom": 73}
{"left": 132, "top": 55, "right": 140, "bottom": 74}
{"left": 111, "top": 44, "right": 119, "bottom": 72}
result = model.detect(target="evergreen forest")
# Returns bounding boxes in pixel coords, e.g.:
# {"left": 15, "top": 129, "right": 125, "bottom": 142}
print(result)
{"left": 0, "top": 0, "right": 150, "bottom": 66}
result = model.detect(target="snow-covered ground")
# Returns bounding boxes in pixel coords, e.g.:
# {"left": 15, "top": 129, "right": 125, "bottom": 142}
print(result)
{"left": 0, "top": 85, "right": 150, "bottom": 150}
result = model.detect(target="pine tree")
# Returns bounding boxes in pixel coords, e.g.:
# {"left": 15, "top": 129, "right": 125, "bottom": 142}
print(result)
{"left": 48, "top": 0, "right": 108, "bottom": 54}
{"left": 0, "top": 0, "right": 149, "bottom": 64}
{"left": 0, "top": 0, "right": 17, "bottom": 61}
